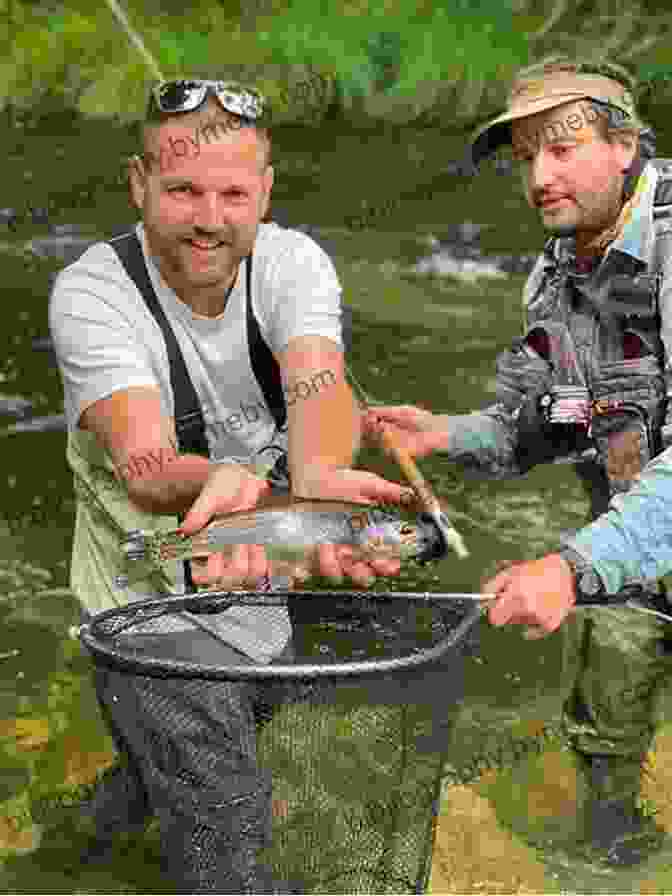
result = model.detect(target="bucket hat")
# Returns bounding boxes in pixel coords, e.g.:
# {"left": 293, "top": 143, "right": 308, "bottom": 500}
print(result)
{"left": 470, "top": 71, "right": 637, "bottom": 166}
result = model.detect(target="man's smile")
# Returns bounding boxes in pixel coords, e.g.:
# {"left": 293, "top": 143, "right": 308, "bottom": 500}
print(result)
{"left": 186, "top": 238, "right": 226, "bottom": 250}
{"left": 538, "top": 195, "right": 572, "bottom": 209}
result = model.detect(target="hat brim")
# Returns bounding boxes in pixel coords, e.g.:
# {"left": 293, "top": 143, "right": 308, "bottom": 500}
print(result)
{"left": 470, "top": 91, "right": 597, "bottom": 167}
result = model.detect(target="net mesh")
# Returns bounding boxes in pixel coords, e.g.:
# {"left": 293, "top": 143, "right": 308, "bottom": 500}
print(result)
{"left": 81, "top": 593, "right": 482, "bottom": 894}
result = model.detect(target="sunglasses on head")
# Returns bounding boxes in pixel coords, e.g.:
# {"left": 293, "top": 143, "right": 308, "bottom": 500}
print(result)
{"left": 149, "top": 79, "right": 266, "bottom": 120}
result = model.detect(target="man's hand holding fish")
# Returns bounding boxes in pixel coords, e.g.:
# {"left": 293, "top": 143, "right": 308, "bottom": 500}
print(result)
{"left": 178, "top": 462, "right": 276, "bottom": 588}
{"left": 179, "top": 462, "right": 413, "bottom": 588}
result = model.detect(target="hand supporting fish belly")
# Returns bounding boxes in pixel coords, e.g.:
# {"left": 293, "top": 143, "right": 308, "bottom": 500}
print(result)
{"left": 121, "top": 500, "right": 449, "bottom": 575}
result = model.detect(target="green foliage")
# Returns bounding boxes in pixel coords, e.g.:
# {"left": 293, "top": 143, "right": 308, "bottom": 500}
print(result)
{"left": 253, "top": 0, "right": 529, "bottom": 104}
{"left": 0, "top": 0, "right": 671, "bottom": 127}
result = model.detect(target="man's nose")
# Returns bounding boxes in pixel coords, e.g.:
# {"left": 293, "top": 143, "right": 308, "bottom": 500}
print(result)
{"left": 530, "top": 149, "right": 558, "bottom": 193}
{"left": 192, "top": 193, "right": 225, "bottom": 230}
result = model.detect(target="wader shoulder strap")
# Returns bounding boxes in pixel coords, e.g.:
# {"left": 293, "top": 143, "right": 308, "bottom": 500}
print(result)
{"left": 245, "top": 252, "right": 287, "bottom": 430}
{"left": 244, "top": 250, "right": 353, "bottom": 433}
{"left": 108, "top": 231, "right": 207, "bottom": 594}
{"left": 108, "top": 232, "right": 209, "bottom": 457}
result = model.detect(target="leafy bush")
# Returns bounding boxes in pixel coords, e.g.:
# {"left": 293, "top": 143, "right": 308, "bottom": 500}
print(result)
{"left": 0, "top": 0, "right": 670, "bottom": 129}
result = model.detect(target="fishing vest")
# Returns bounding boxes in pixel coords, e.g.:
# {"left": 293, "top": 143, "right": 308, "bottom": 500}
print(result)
{"left": 500, "top": 159, "right": 672, "bottom": 510}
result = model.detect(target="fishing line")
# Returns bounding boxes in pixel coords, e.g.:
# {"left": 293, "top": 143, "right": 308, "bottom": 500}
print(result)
{"left": 613, "top": 600, "right": 672, "bottom": 625}
{"left": 102, "top": 0, "right": 164, "bottom": 82}
{"left": 345, "top": 362, "right": 524, "bottom": 549}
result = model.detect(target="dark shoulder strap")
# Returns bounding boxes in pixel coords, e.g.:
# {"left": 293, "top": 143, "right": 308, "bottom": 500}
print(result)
{"left": 340, "top": 303, "right": 352, "bottom": 354}
{"left": 653, "top": 158, "right": 672, "bottom": 221}
{"left": 245, "top": 252, "right": 288, "bottom": 430}
{"left": 245, "top": 253, "right": 353, "bottom": 433}
{"left": 108, "top": 231, "right": 206, "bottom": 594}
{"left": 108, "top": 232, "right": 209, "bottom": 458}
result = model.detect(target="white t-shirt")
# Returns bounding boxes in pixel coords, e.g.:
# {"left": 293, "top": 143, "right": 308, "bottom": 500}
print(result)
{"left": 49, "top": 221, "right": 345, "bottom": 662}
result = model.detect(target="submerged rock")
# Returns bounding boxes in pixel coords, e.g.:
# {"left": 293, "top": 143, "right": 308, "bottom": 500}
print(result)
{"left": 442, "top": 158, "right": 477, "bottom": 178}
{"left": 29, "top": 206, "right": 50, "bottom": 228}
{"left": 26, "top": 235, "right": 97, "bottom": 265}
{"left": 0, "top": 394, "right": 35, "bottom": 419}
{"left": 494, "top": 254, "right": 538, "bottom": 276}
{"left": 413, "top": 252, "right": 508, "bottom": 281}
{"left": 31, "top": 336, "right": 54, "bottom": 352}
{"left": 440, "top": 220, "right": 484, "bottom": 245}
{"left": 0, "top": 413, "right": 67, "bottom": 435}
{"left": 0, "top": 717, "right": 51, "bottom": 751}
{"left": 495, "top": 156, "right": 515, "bottom": 175}
{"left": 0, "top": 207, "right": 18, "bottom": 231}
{"left": 48, "top": 223, "right": 81, "bottom": 237}
{"left": 413, "top": 224, "right": 538, "bottom": 281}
{"left": 0, "top": 816, "right": 43, "bottom": 857}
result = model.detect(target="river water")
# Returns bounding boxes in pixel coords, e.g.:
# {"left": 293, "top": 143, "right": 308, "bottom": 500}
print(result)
{"left": 2, "top": 111, "right": 672, "bottom": 892}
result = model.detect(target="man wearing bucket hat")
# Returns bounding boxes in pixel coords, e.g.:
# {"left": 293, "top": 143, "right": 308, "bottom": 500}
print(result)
{"left": 367, "top": 56, "right": 672, "bottom": 865}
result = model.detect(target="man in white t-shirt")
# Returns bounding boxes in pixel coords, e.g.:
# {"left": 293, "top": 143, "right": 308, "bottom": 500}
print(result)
{"left": 48, "top": 81, "right": 410, "bottom": 891}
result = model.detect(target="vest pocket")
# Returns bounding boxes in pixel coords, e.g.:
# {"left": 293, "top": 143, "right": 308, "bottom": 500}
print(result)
{"left": 494, "top": 338, "right": 553, "bottom": 411}
{"left": 590, "top": 355, "right": 665, "bottom": 493}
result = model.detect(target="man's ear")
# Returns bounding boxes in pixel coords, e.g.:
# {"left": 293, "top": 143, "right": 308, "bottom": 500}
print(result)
{"left": 616, "top": 132, "right": 638, "bottom": 172}
{"left": 128, "top": 154, "right": 147, "bottom": 211}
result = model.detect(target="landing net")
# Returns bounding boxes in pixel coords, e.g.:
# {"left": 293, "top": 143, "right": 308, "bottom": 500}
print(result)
{"left": 79, "top": 590, "right": 481, "bottom": 894}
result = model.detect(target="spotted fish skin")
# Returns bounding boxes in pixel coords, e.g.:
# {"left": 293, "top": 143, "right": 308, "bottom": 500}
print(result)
{"left": 122, "top": 501, "right": 429, "bottom": 567}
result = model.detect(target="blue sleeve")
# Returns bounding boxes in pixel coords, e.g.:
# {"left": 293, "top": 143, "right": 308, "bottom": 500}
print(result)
{"left": 566, "top": 448, "right": 672, "bottom": 592}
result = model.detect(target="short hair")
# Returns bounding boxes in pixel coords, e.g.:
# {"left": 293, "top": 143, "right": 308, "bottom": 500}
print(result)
{"left": 140, "top": 94, "right": 272, "bottom": 170}
{"left": 512, "top": 56, "right": 649, "bottom": 146}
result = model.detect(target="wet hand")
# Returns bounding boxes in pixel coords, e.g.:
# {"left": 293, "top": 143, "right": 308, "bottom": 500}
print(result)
{"left": 362, "top": 405, "right": 451, "bottom": 458}
{"left": 311, "top": 543, "right": 401, "bottom": 588}
{"left": 483, "top": 553, "right": 576, "bottom": 640}
{"left": 180, "top": 464, "right": 274, "bottom": 590}
{"left": 293, "top": 467, "right": 409, "bottom": 586}
{"left": 189, "top": 544, "right": 272, "bottom": 590}
{"left": 293, "top": 466, "right": 415, "bottom": 508}
{"left": 180, "top": 463, "right": 273, "bottom": 533}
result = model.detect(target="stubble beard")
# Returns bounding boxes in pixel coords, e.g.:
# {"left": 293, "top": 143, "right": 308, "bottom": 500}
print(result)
{"left": 540, "top": 183, "right": 624, "bottom": 245}
{"left": 155, "top": 227, "right": 245, "bottom": 293}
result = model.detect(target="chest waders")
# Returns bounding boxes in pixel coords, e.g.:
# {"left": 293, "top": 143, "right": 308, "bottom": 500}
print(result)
{"left": 108, "top": 232, "right": 290, "bottom": 593}
{"left": 76, "top": 233, "right": 474, "bottom": 893}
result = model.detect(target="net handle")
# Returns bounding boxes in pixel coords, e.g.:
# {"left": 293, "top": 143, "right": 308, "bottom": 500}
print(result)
{"left": 79, "top": 591, "right": 483, "bottom": 681}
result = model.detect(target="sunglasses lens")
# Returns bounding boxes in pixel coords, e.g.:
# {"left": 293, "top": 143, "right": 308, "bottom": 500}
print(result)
{"left": 214, "top": 84, "right": 264, "bottom": 118}
{"left": 156, "top": 80, "right": 206, "bottom": 112}
{"left": 152, "top": 80, "right": 266, "bottom": 119}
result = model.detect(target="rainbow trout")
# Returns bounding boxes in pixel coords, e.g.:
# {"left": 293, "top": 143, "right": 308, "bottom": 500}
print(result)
{"left": 122, "top": 498, "right": 451, "bottom": 570}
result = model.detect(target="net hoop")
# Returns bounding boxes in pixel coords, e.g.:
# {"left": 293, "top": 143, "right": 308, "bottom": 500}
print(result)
{"left": 79, "top": 590, "right": 483, "bottom": 681}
